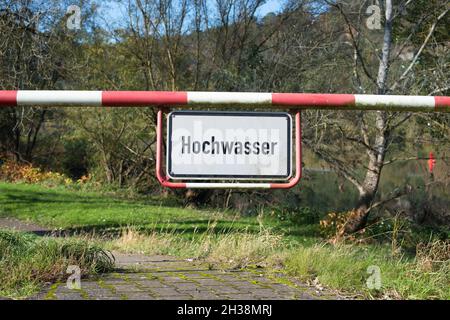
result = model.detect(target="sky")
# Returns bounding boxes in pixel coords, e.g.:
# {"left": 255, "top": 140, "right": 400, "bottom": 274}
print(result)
{"left": 257, "top": 0, "right": 285, "bottom": 16}
{"left": 96, "top": 0, "right": 286, "bottom": 30}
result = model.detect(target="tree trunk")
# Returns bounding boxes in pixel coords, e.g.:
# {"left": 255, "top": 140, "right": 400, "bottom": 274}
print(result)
{"left": 345, "top": 0, "right": 393, "bottom": 233}
{"left": 24, "top": 109, "right": 46, "bottom": 162}
{"left": 345, "top": 113, "right": 389, "bottom": 233}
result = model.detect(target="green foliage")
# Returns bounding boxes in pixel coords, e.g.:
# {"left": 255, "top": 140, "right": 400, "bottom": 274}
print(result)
{"left": 0, "top": 0, "right": 449, "bottom": 300}
{"left": 273, "top": 207, "right": 322, "bottom": 225}
{"left": 61, "top": 138, "right": 90, "bottom": 179}
{"left": 1, "top": 0, "right": 448, "bottom": 225}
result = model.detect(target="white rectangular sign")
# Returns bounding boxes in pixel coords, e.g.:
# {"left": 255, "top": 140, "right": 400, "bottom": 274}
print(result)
{"left": 167, "top": 111, "right": 292, "bottom": 180}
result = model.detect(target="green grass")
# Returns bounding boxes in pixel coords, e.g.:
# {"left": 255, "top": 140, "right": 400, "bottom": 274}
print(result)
{"left": 0, "top": 229, "right": 114, "bottom": 298}
{"left": 0, "top": 182, "right": 216, "bottom": 230}
{"left": 0, "top": 182, "right": 318, "bottom": 244}
{"left": 0, "top": 182, "right": 448, "bottom": 299}
{"left": 283, "top": 244, "right": 449, "bottom": 299}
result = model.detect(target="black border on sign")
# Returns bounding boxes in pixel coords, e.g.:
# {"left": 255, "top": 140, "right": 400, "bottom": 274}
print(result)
{"left": 167, "top": 111, "right": 292, "bottom": 180}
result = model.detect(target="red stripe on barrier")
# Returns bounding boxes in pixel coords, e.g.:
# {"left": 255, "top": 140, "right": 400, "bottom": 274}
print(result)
{"left": 435, "top": 96, "right": 450, "bottom": 111}
{"left": 272, "top": 93, "right": 355, "bottom": 107}
{"left": 102, "top": 91, "right": 188, "bottom": 106}
{"left": 0, "top": 91, "right": 17, "bottom": 106}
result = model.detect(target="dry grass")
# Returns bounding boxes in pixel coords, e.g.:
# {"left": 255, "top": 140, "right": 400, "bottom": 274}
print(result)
{"left": 204, "top": 230, "right": 283, "bottom": 268}
{"left": 109, "top": 228, "right": 449, "bottom": 299}
{"left": 0, "top": 230, "right": 115, "bottom": 298}
{"left": 108, "top": 225, "right": 283, "bottom": 269}
{"left": 416, "top": 240, "right": 450, "bottom": 272}
{"left": 284, "top": 242, "right": 449, "bottom": 299}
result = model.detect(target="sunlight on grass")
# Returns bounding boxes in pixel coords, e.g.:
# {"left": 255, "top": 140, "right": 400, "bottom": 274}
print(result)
{"left": 0, "top": 182, "right": 261, "bottom": 233}
{"left": 1, "top": 182, "right": 448, "bottom": 300}
{"left": 107, "top": 225, "right": 284, "bottom": 269}
{"left": 284, "top": 244, "right": 450, "bottom": 300}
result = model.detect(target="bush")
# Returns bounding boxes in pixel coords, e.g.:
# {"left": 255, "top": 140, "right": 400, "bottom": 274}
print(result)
{"left": 271, "top": 207, "right": 321, "bottom": 225}
{"left": 0, "top": 160, "right": 72, "bottom": 186}
{"left": 319, "top": 211, "right": 353, "bottom": 239}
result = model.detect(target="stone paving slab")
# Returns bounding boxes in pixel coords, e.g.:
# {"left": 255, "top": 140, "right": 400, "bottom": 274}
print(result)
{"left": 32, "top": 252, "right": 347, "bottom": 300}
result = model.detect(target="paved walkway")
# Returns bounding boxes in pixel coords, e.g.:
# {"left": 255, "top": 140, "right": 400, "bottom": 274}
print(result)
{"left": 0, "top": 217, "right": 52, "bottom": 236}
{"left": 33, "top": 253, "right": 344, "bottom": 300}
{"left": 1, "top": 217, "right": 347, "bottom": 300}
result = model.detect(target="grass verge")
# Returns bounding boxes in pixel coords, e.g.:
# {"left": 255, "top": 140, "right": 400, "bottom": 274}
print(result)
{"left": 283, "top": 243, "right": 449, "bottom": 299}
{"left": 107, "top": 226, "right": 284, "bottom": 269}
{"left": 0, "top": 182, "right": 448, "bottom": 299}
{"left": 0, "top": 229, "right": 114, "bottom": 299}
{"left": 107, "top": 227, "right": 449, "bottom": 299}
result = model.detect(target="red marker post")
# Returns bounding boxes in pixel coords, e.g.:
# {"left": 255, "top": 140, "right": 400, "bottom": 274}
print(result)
{"left": 428, "top": 152, "right": 436, "bottom": 174}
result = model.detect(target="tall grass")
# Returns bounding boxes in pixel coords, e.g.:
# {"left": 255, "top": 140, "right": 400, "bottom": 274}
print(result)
{"left": 283, "top": 243, "right": 449, "bottom": 299}
{"left": 108, "top": 227, "right": 449, "bottom": 299}
{"left": 0, "top": 230, "right": 115, "bottom": 299}
{"left": 108, "top": 224, "right": 283, "bottom": 269}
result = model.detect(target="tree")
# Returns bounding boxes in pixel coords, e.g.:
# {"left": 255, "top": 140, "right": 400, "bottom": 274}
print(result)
{"left": 0, "top": 0, "right": 93, "bottom": 164}
{"left": 299, "top": 0, "right": 449, "bottom": 233}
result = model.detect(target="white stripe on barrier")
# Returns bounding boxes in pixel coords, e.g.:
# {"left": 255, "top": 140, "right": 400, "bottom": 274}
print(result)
{"left": 185, "top": 182, "right": 272, "bottom": 189}
{"left": 187, "top": 92, "right": 272, "bottom": 104}
{"left": 355, "top": 95, "right": 435, "bottom": 110}
{"left": 5, "top": 90, "right": 447, "bottom": 112}
{"left": 17, "top": 91, "right": 102, "bottom": 105}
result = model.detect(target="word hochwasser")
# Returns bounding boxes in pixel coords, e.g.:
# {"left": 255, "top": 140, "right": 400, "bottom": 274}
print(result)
{"left": 180, "top": 136, "right": 278, "bottom": 155}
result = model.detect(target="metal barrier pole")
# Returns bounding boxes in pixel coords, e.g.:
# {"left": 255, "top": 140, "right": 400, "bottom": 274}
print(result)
{"left": 1, "top": 91, "right": 448, "bottom": 112}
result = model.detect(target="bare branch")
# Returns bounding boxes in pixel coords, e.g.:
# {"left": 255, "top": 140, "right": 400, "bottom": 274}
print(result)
{"left": 428, "top": 86, "right": 450, "bottom": 95}
{"left": 324, "top": 0, "right": 377, "bottom": 86}
{"left": 389, "top": 6, "right": 449, "bottom": 92}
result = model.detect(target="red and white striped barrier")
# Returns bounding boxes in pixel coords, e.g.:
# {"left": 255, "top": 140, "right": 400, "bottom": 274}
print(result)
{"left": 0, "top": 90, "right": 449, "bottom": 112}
{"left": 2, "top": 90, "right": 447, "bottom": 189}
